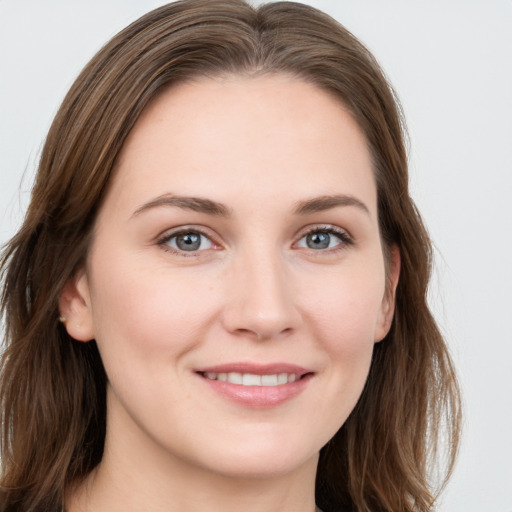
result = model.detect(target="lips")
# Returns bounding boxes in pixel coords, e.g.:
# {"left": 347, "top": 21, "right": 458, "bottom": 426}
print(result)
{"left": 195, "top": 363, "right": 313, "bottom": 408}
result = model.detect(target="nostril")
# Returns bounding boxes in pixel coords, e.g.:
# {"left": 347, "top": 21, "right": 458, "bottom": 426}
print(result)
{"left": 221, "top": 285, "right": 303, "bottom": 340}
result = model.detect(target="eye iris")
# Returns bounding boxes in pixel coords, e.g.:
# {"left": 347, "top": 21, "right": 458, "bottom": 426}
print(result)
{"left": 307, "top": 232, "right": 330, "bottom": 249}
{"left": 176, "top": 232, "right": 201, "bottom": 251}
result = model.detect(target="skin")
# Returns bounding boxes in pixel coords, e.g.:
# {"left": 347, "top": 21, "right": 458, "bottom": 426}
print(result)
{"left": 61, "top": 74, "right": 399, "bottom": 512}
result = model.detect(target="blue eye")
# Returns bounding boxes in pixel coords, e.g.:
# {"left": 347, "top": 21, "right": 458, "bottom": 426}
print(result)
{"left": 163, "top": 231, "right": 214, "bottom": 252}
{"left": 296, "top": 228, "right": 351, "bottom": 250}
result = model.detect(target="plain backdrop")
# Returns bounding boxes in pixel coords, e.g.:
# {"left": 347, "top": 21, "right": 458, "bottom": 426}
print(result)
{"left": 1, "top": 1, "right": 511, "bottom": 511}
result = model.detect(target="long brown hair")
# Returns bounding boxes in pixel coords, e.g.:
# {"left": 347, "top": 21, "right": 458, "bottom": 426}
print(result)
{"left": 0, "top": 1, "right": 461, "bottom": 511}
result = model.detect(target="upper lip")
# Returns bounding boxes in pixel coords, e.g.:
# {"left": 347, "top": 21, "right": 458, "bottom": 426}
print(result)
{"left": 195, "top": 362, "right": 311, "bottom": 376}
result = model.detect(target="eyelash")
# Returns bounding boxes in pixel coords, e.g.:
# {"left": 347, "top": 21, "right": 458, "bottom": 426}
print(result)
{"left": 296, "top": 225, "right": 354, "bottom": 253}
{"left": 157, "top": 227, "right": 216, "bottom": 257}
{"left": 156, "top": 225, "right": 354, "bottom": 257}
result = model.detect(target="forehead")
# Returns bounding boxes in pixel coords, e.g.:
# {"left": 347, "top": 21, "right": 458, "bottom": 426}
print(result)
{"left": 109, "top": 74, "right": 377, "bottom": 216}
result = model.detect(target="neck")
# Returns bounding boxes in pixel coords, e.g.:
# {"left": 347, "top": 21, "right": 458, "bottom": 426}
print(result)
{"left": 67, "top": 395, "right": 319, "bottom": 512}
{"left": 69, "top": 456, "right": 319, "bottom": 512}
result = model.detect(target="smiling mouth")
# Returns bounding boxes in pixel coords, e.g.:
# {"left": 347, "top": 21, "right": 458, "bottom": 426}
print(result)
{"left": 196, "top": 366, "right": 313, "bottom": 407}
{"left": 199, "top": 372, "right": 303, "bottom": 386}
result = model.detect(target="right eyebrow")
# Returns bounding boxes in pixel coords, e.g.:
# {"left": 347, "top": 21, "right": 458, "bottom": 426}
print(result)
{"left": 293, "top": 194, "right": 370, "bottom": 216}
{"left": 131, "top": 194, "right": 232, "bottom": 218}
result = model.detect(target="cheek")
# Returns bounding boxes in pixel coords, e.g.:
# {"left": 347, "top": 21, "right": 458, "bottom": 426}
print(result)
{"left": 87, "top": 251, "right": 220, "bottom": 370}
{"left": 299, "top": 260, "right": 385, "bottom": 404}
{"left": 303, "top": 263, "right": 386, "bottom": 349}
{"left": 296, "top": 274, "right": 383, "bottom": 439}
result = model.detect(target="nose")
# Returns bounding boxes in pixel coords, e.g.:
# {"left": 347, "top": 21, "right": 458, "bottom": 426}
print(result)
{"left": 221, "top": 249, "right": 302, "bottom": 341}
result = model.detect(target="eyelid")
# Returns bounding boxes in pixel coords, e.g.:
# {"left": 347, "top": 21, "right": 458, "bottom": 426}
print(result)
{"left": 154, "top": 223, "right": 353, "bottom": 257}
{"left": 156, "top": 225, "right": 222, "bottom": 256}
{"left": 293, "top": 224, "right": 354, "bottom": 250}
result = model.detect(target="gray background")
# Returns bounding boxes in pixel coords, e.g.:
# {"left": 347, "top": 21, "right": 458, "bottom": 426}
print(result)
{"left": 1, "top": 1, "right": 511, "bottom": 510}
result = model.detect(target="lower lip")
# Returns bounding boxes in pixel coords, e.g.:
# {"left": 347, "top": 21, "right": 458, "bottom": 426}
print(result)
{"left": 198, "top": 374, "right": 313, "bottom": 408}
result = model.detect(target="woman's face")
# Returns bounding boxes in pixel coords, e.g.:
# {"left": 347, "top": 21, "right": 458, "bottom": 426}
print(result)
{"left": 63, "top": 75, "right": 397, "bottom": 479}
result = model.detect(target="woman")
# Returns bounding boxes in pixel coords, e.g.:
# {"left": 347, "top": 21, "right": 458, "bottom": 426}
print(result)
{"left": 0, "top": 1, "right": 461, "bottom": 511}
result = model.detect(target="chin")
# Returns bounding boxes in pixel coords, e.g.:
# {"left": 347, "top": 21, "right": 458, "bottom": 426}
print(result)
{"left": 204, "top": 451, "right": 318, "bottom": 480}
{"left": 184, "top": 428, "right": 322, "bottom": 480}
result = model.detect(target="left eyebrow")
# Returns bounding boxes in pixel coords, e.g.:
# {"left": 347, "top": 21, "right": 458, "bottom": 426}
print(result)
{"left": 131, "top": 194, "right": 232, "bottom": 218}
{"left": 293, "top": 194, "right": 370, "bottom": 216}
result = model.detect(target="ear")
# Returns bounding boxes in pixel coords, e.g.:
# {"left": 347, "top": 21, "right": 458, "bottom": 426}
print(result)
{"left": 375, "top": 245, "right": 400, "bottom": 343}
{"left": 58, "top": 270, "right": 95, "bottom": 342}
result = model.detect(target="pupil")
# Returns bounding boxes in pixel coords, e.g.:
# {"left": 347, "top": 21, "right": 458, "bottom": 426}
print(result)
{"left": 307, "top": 232, "right": 330, "bottom": 249}
{"left": 177, "top": 232, "right": 201, "bottom": 251}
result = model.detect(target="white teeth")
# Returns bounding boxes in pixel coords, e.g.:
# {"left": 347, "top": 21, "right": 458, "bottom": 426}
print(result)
{"left": 228, "top": 372, "right": 242, "bottom": 384}
{"left": 277, "top": 373, "right": 288, "bottom": 384}
{"left": 203, "top": 372, "right": 301, "bottom": 386}
{"left": 261, "top": 374, "right": 278, "bottom": 386}
{"left": 242, "top": 373, "right": 261, "bottom": 386}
